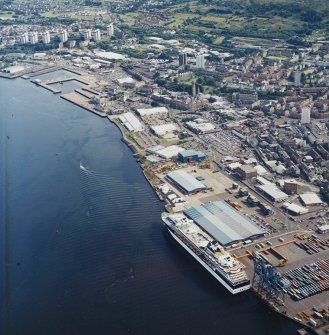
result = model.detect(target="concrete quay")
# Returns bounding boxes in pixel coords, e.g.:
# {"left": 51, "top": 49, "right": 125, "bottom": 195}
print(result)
{"left": 31, "top": 80, "right": 62, "bottom": 94}
{"left": 45, "top": 76, "right": 90, "bottom": 86}
{"left": 75, "top": 88, "right": 96, "bottom": 99}
{"left": 22, "top": 66, "right": 61, "bottom": 79}
{"left": 60, "top": 92, "right": 106, "bottom": 117}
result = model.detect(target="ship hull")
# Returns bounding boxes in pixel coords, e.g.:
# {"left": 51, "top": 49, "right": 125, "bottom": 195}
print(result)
{"left": 165, "top": 224, "right": 250, "bottom": 294}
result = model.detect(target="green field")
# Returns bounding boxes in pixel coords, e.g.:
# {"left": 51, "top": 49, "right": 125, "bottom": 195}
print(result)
{"left": 148, "top": 0, "right": 329, "bottom": 41}
{"left": 118, "top": 12, "right": 139, "bottom": 26}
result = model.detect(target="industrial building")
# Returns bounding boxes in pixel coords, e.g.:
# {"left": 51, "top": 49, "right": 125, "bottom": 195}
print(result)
{"left": 257, "top": 183, "right": 289, "bottom": 202}
{"left": 147, "top": 145, "right": 185, "bottom": 159}
{"left": 184, "top": 201, "right": 265, "bottom": 246}
{"left": 317, "top": 224, "right": 329, "bottom": 234}
{"left": 136, "top": 106, "right": 169, "bottom": 118}
{"left": 119, "top": 112, "right": 143, "bottom": 132}
{"left": 2, "top": 65, "right": 25, "bottom": 74}
{"left": 282, "top": 202, "right": 309, "bottom": 215}
{"left": 185, "top": 121, "right": 216, "bottom": 134}
{"left": 166, "top": 170, "right": 207, "bottom": 194}
{"left": 150, "top": 123, "right": 178, "bottom": 137}
{"left": 256, "top": 177, "right": 289, "bottom": 202}
{"left": 178, "top": 150, "right": 206, "bottom": 163}
{"left": 236, "top": 165, "right": 257, "bottom": 180}
{"left": 299, "top": 193, "right": 323, "bottom": 206}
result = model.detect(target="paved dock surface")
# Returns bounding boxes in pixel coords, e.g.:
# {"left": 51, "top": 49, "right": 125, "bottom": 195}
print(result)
{"left": 60, "top": 92, "right": 106, "bottom": 117}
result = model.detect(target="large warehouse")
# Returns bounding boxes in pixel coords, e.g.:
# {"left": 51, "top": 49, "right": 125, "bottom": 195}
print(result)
{"left": 135, "top": 106, "right": 169, "bottom": 117}
{"left": 184, "top": 201, "right": 265, "bottom": 246}
{"left": 119, "top": 112, "right": 143, "bottom": 132}
{"left": 166, "top": 170, "right": 207, "bottom": 194}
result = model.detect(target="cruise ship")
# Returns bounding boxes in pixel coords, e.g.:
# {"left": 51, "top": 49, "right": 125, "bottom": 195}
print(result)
{"left": 162, "top": 212, "right": 251, "bottom": 294}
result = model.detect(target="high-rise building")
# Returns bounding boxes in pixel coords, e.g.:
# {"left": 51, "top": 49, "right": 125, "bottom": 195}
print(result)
{"left": 107, "top": 23, "right": 114, "bottom": 37}
{"left": 192, "top": 80, "right": 196, "bottom": 98}
{"left": 92, "top": 29, "right": 101, "bottom": 42}
{"left": 196, "top": 54, "right": 205, "bottom": 69}
{"left": 301, "top": 107, "right": 311, "bottom": 124}
{"left": 59, "top": 30, "right": 68, "bottom": 43}
{"left": 83, "top": 29, "right": 92, "bottom": 40}
{"left": 21, "top": 32, "right": 29, "bottom": 44}
{"left": 179, "top": 53, "right": 187, "bottom": 66}
{"left": 42, "top": 31, "right": 51, "bottom": 44}
{"left": 294, "top": 71, "right": 302, "bottom": 87}
{"left": 28, "top": 32, "right": 39, "bottom": 44}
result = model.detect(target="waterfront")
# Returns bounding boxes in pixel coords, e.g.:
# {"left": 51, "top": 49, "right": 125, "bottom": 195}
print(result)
{"left": 0, "top": 77, "right": 300, "bottom": 335}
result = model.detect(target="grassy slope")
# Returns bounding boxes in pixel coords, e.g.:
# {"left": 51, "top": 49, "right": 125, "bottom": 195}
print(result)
{"left": 159, "top": 0, "right": 329, "bottom": 40}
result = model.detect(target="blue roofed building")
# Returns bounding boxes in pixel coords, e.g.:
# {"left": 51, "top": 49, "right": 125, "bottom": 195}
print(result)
{"left": 166, "top": 170, "right": 207, "bottom": 194}
{"left": 184, "top": 201, "right": 265, "bottom": 246}
{"left": 178, "top": 150, "right": 206, "bottom": 163}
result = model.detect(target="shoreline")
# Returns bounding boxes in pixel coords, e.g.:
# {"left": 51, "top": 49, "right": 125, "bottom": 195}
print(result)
{"left": 0, "top": 73, "right": 314, "bottom": 334}
{"left": 106, "top": 110, "right": 314, "bottom": 334}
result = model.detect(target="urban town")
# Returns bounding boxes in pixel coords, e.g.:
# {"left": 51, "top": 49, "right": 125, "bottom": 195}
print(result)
{"left": 1, "top": 1, "right": 329, "bottom": 334}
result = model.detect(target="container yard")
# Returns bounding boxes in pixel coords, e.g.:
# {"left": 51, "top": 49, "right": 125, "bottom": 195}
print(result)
{"left": 283, "top": 259, "right": 329, "bottom": 301}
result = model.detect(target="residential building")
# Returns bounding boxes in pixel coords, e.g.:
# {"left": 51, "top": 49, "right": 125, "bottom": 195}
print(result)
{"left": 28, "top": 32, "right": 39, "bottom": 44}
{"left": 20, "top": 32, "right": 29, "bottom": 44}
{"left": 83, "top": 29, "right": 92, "bottom": 40}
{"left": 196, "top": 54, "right": 205, "bottom": 69}
{"left": 59, "top": 30, "right": 68, "bottom": 43}
{"left": 107, "top": 23, "right": 114, "bottom": 37}
{"left": 92, "top": 29, "right": 101, "bottom": 42}
{"left": 42, "top": 31, "right": 51, "bottom": 44}
{"left": 179, "top": 53, "right": 187, "bottom": 66}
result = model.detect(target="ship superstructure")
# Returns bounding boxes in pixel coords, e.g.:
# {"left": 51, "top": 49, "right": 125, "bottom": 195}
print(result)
{"left": 162, "top": 212, "right": 250, "bottom": 294}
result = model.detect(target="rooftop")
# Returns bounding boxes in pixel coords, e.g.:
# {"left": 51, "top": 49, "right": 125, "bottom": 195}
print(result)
{"left": 167, "top": 170, "right": 207, "bottom": 194}
{"left": 156, "top": 145, "right": 185, "bottom": 159}
{"left": 119, "top": 112, "right": 143, "bottom": 132}
{"left": 299, "top": 193, "right": 323, "bottom": 206}
{"left": 136, "top": 106, "right": 169, "bottom": 117}
{"left": 184, "top": 201, "right": 265, "bottom": 246}
{"left": 257, "top": 183, "right": 289, "bottom": 202}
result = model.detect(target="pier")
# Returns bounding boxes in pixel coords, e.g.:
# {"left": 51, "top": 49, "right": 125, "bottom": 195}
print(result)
{"left": 22, "top": 66, "right": 62, "bottom": 79}
{"left": 45, "top": 76, "right": 91, "bottom": 86}
{"left": 60, "top": 92, "right": 106, "bottom": 118}
{"left": 31, "top": 75, "right": 91, "bottom": 95}
{"left": 32, "top": 80, "right": 62, "bottom": 94}
{"left": 22, "top": 66, "right": 82, "bottom": 79}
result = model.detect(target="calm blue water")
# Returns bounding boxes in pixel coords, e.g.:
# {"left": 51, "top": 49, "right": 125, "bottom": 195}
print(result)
{"left": 0, "top": 77, "right": 300, "bottom": 335}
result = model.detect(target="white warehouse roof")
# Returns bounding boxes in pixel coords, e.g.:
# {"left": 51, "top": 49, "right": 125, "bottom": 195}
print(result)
{"left": 300, "top": 193, "right": 323, "bottom": 206}
{"left": 167, "top": 170, "right": 207, "bottom": 194}
{"left": 186, "top": 121, "right": 216, "bottom": 133}
{"left": 257, "top": 183, "right": 289, "bottom": 202}
{"left": 151, "top": 123, "right": 178, "bottom": 136}
{"left": 119, "top": 112, "right": 143, "bottom": 132}
{"left": 156, "top": 145, "right": 185, "bottom": 159}
{"left": 136, "top": 106, "right": 169, "bottom": 117}
{"left": 184, "top": 201, "right": 265, "bottom": 246}
{"left": 282, "top": 203, "right": 309, "bottom": 215}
